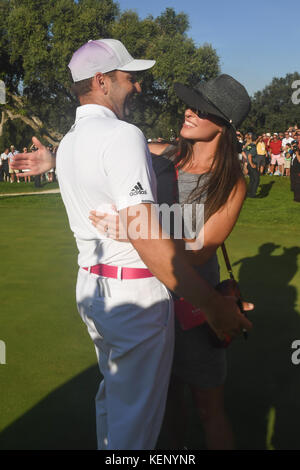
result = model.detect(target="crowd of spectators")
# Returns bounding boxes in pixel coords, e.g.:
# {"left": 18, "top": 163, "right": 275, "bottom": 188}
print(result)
{"left": 236, "top": 127, "right": 300, "bottom": 177}
{"left": 236, "top": 126, "right": 300, "bottom": 199}
{"left": 1, "top": 129, "right": 300, "bottom": 199}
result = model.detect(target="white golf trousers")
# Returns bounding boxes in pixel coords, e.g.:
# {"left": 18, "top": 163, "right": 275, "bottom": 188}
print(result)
{"left": 76, "top": 267, "right": 174, "bottom": 450}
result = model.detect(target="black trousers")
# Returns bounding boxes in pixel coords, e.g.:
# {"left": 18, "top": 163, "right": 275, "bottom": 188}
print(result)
{"left": 0, "top": 161, "right": 9, "bottom": 181}
{"left": 247, "top": 163, "right": 260, "bottom": 197}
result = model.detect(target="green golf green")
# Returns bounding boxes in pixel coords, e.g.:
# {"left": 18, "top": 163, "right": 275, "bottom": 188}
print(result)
{"left": 0, "top": 175, "right": 299, "bottom": 450}
{"left": 0, "top": 181, "right": 59, "bottom": 194}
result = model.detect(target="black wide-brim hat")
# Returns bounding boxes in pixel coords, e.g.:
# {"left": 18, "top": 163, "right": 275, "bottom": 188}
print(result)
{"left": 174, "top": 74, "right": 251, "bottom": 129}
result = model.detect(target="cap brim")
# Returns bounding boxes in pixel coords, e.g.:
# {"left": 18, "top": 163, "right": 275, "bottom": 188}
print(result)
{"left": 117, "top": 59, "right": 156, "bottom": 72}
{"left": 174, "top": 82, "right": 230, "bottom": 124}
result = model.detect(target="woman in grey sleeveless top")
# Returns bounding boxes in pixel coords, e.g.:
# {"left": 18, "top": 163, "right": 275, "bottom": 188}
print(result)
{"left": 148, "top": 76, "right": 250, "bottom": 449}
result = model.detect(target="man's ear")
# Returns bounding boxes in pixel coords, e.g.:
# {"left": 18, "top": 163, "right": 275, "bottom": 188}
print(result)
{"left": 94, "top": 73, "right": 108, "bottom": 94}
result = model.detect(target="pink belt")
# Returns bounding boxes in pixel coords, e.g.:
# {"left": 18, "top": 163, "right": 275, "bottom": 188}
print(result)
{"left": 83, "top": 263, "right": 154, "bottom": 280}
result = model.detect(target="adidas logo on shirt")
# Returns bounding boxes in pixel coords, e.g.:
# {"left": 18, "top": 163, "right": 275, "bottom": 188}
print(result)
{"left": 130, "top": 182, "right": 147, "bottom": 196}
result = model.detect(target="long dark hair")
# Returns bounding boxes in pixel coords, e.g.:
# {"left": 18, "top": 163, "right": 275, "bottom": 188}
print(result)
{"left": 168, "top": 125, "right": 243, "bottom": 222}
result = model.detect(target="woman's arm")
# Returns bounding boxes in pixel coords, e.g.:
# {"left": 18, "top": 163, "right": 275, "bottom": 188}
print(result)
{"left": 184, "top": 177, "right": 247, "bottom": 266}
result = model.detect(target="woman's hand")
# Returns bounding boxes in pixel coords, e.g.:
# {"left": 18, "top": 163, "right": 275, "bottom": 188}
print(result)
{"left": 89, "top": 210, "right": 130, "bottom": 242}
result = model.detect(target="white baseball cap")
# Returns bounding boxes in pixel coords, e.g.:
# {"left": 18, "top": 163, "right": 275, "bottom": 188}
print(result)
{"left": 68, "top": 38, "right": 156, "bottom": 82}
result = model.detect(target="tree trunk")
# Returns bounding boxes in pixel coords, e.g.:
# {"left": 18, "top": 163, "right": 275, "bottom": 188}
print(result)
{"left": 1, "top": 92, "right": 63, "bottom": 144}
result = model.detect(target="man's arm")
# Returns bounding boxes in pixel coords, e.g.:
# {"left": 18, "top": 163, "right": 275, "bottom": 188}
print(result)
{"left": 10, "top": 137, "right": 55, "bottom": 175}
{"left": 120, "top": 203, "right": 253, "bottom": 338}
{"left": 90, "top": 178, "right": 247, "bottom": 265}
{"left": 248, "top": 153, "right": 256, "bottom": 168}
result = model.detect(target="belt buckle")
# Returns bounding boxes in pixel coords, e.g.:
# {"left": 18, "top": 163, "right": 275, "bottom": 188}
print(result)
{"left": 117, "top": 266, "right": 122, "bottom": 280}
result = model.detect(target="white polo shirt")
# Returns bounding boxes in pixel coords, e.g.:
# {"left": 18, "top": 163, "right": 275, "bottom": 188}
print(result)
{"left": 56, "top": 104, "right": 157, "bottom": 268}
{"left": 282, "top": 137, "right": 294, "bottom": 148}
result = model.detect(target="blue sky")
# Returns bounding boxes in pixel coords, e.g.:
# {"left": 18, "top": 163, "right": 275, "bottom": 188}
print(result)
{"left": 116, "top": 0, "right": 300, "bottom": 96}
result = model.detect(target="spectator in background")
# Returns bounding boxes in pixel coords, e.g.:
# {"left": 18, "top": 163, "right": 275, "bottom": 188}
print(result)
{"left": 236, "top": 131, "right": 245, "bottom": 171}
{"left": 0, "top": 148, "right": 10, "bottom": 182}
{"left": 8, "top": 145, "right": 20, "bottom": 183}
{"left": 268, "top": 133, "right": 283, "bottom": 176}
{"left": 263, "top": 133, "right": 271, "bottom": 174}
{"left": 242, "top": 133, "right": 260, "bottom": 198}
{"left": 255, "top": 136, "right": 267, "bottom": 174}
{"left": 237, "top": 131, "right": 248, "bottom": 175}
{"left": 291, "top": 146, "right": 300, "bottom": 202}
{"left": 282, "top": 131, "right": 294, "bottom": 148}
{"left": 283, "top": 143, "right": 293, "bottom": 177}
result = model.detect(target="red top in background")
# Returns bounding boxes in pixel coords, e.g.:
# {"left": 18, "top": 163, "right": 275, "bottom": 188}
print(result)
{"left": 269, "top": 140, "right": 282, "bottom": 155}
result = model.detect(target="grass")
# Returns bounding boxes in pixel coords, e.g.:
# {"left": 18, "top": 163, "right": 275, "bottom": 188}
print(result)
{"left": 0, "top": 175, "right": 299, "bottom": 450}
{"left": 0, "top": 180, "right": 59, "bottom": 194}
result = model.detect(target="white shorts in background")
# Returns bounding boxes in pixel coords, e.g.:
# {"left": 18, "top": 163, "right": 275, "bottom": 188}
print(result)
{"left": 76, "top": 268, "right": 174, "bottom": 450}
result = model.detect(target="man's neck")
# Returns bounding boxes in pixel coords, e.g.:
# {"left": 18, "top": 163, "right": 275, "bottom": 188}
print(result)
{"left": 79, "top": 95, "right": 116, "bottom": 116}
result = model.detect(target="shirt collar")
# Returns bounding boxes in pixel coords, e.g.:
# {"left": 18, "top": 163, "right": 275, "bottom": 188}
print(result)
{"left": 75, "top": 104, "right": 118, "bottom": 122}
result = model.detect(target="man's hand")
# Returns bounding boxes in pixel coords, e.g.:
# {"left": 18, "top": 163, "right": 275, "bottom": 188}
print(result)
{"left": 10, "top": 137, "right": 56, "bottom": 175}
{"left": 205, "top": 295, "right": 253, "bottom": 340}
{"left": 122, "top": 203, "right": 253, "bottom": 340}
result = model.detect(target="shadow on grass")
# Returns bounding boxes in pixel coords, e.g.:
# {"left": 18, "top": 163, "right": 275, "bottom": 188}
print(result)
{"left": 158, "top": 242, "right": 300, "bottom": 450}
{"left": 0, "top": 365, "right": 99, "bottom": 450}
{"left": 226, "top": 243, "right": 300, "bottom": 450}
{"left": 256, "top": 181, "right": 275, "bottom": 198}
{"left": 1, "top": 244, "right": 300, "bottom": 450}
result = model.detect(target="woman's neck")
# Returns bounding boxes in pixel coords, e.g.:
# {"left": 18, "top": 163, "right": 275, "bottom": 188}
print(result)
{"left": 182, "top": 139, "right": 218, "bottom": 173}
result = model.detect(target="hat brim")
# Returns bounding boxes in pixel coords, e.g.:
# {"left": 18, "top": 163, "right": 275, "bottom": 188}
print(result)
{"left": 174, "top": 82, "right": 231, "bottom": 126}
{"left": 117, "top": 59, "right": 156, "bottom": 72}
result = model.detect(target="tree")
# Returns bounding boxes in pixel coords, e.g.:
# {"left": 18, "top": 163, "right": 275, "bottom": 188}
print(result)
{"left": 0, "top": 2, "right": 220, "bottom": 145}
{"left": 0, "top": 0, "right": 119, "bottom": 147}
{"left": 111, "top": 8, "right": 219, "bottom": 138}
{"left": 241, "top": 72, "right": 300, "bottom": 135}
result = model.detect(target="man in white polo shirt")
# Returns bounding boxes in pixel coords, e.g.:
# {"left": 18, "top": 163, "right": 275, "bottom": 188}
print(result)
{"left": 12, "top": 39, "right": 252, "bottom": 450}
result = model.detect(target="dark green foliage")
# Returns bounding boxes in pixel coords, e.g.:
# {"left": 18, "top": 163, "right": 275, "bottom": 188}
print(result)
{"left": 111, "top": 9, "right": 219, "bottom": 137}
{"left": 0, "top": 118, "right": 40, "bottom": 149}
{"left": 241, "top": 72, "right": 300, "bottom": 134}
{"left": 0, "top": 1, "right": 219, "bottom": 141}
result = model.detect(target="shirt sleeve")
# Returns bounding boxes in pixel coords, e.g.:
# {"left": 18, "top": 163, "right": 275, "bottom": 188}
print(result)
{"left": 102, "top": 123, "right": 157, "bottom": 211}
